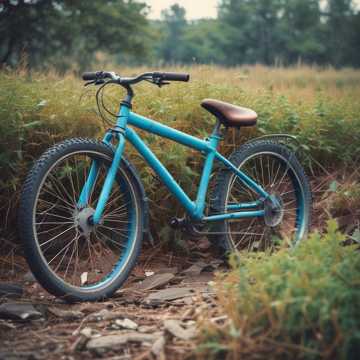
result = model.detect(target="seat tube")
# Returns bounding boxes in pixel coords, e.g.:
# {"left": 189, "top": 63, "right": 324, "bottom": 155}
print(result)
{"left": 194, "top": 121, "right": 222, "bottom": 218}
{"left": 92, "top": 104, "right": 129, "bottom": 224}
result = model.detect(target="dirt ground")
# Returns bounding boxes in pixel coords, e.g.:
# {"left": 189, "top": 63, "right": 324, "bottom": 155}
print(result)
{"left": 0, "top": 245, "right": 224, "bottom": 360}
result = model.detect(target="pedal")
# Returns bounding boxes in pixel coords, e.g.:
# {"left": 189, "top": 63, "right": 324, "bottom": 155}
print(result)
{"left": 169, "top": 217, "right": 186, "bottom": 229}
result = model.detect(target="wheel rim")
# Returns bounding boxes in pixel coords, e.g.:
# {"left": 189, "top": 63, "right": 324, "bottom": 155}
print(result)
{"left": 32, "top": 150, "right": 138, "bottom": 291}
{"left": 225, "top": 151, "right": 306, "bottom": 252}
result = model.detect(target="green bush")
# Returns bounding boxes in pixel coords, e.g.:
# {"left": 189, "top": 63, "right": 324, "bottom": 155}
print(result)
{"left": 1, "top": 66, "right": 360, "bottom": 241}
{"left": 198, "top": 220, "right": 360, "bottom": 359}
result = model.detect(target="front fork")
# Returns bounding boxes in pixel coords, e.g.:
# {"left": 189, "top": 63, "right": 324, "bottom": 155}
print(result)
{"left": 78, "top": 102, "right": 130, "bottom": 224}
{"left": 77, "top": 131, "right": 126, "bottom": 225}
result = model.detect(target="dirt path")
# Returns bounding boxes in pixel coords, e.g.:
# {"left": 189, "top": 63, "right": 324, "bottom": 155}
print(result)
{"left": 0, "top": 253, "right": 224, "bottom": 360}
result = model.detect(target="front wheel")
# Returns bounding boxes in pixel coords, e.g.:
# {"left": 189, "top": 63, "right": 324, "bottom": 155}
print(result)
{"left": 210, "top": 140, "right": 312, "bottom": 252}
{"left": 18, "top": 138, "right": 144, "bottom": 302}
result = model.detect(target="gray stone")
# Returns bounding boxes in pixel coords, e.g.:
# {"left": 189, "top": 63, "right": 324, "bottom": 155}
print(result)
{"left": 182, "top": 261, "right": 208, "bottom": 276}
{"left": 151, "top": 336, "right": 166, "bottom": 358}
{"left": 138, "top": 325, "right": 158, "bottom": 333}
{"left": 0, "top": 302, "right": 43, "bottom": 320}
{"left": 48, "top": 307, "right": 84, "bottom": 320}
{"left": 144, "top": 287, "right": 195, "bottom": 305}
{"left": 0, "top": 283, "right": 23, "bottom": 299}
{"left": 163, "top": 319, "right": 196, "bottom": 341}
{"left": 80, "top": 327, "right": 94, "bottom": 338}
{"left": 87, "top": 309, "right": 111, "bottom": 321}
{"left": 87, "top": 333, "right": 158, "bottom": 350}
{"left": 135, "top": 273, "right": 175, "bottom": 291}
{"left": 114, "top": 318, "right": 138, "bottom": 330}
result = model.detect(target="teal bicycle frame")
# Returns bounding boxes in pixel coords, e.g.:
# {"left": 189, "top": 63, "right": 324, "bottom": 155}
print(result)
{"left": 79, "top": 102, "right": 270, "bottom": 225}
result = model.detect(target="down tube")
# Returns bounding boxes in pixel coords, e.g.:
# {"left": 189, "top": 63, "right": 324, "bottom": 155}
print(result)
{"left": 125, "top": 127, "right": 197, "bottom": 216}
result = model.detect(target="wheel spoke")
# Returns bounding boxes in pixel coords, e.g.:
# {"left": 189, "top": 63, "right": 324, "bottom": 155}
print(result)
{"left": 48, "top": 173, "right": 75, "bottom": 207}
{"left": 36, "top": 211, "right": 72, "bottom": 222}
{"left": 224, "top": 150, "right": 307, "bottom": 252}
{"left": 48, "top": 234, "right": 78, "bottom": 266}
{"left": 39, "top": 225, "right": 76, "bottom": 247}
{"left": 95, "top": 228, "right": 126, "bottom": 249}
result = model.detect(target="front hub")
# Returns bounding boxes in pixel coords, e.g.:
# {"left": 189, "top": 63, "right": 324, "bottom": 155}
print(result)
{"left": 74, "top": 207, "right": 96, "bottom": 236}
{"left": 264, "top": 194, "right": 284, "bottom": 227}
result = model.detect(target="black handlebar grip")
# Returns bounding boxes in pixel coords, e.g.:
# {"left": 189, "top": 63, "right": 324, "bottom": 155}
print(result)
{"left": 82, "top": 72, "right": 99, "bottom": 81}
{"left": 161, "top": 72, "right": 190, "bottom": 82}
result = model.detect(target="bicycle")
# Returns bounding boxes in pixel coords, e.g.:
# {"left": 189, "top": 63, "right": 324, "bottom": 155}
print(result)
{"left": 18, "top": 71, "right": 312, "bottom": 302}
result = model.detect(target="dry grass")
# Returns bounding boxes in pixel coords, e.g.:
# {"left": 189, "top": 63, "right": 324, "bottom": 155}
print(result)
{"left": 0, "top": 65, "right": 359, "bottom": 244}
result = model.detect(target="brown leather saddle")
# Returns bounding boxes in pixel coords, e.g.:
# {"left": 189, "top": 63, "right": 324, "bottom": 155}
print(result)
{"left": 201, "top": 99, "right": 258, "bottom": 128}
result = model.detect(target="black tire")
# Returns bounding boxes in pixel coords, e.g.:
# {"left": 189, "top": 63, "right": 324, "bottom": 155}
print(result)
{"left": 210, "top": 140, "right": 312, "bottom": 252}
{"left": 18, "top": 138, "right": 144, "bottom": 302}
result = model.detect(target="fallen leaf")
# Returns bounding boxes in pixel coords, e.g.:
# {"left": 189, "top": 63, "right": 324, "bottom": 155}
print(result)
{"left": 81, "top": 272, "right": 88, "bottom": 286}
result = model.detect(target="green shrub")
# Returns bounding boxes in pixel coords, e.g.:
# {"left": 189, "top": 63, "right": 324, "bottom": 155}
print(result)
{"left": 198, "top": 220, "right": 360, "bottom": 359}
{"left": 1, "top": 65, "right": 360, "bottom": 241}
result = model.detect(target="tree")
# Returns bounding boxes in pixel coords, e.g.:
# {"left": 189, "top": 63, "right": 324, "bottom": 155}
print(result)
{"left": 157, "top": 4, "right": 187, "bottom": 64}
{"left": 181, "top": 20, "right": 226, "bottom": 64}
{"left": 218, "top": 0, "right": 284, "bottom": 65}
{"left": 348, "top": 11, "right": 360, "bottom": 67}
{"left": 0, "top": 0, "right": 150, "bottom": 70}
{"left": 279, "top": 0, "right": 326, "bottom": 65}
{"left": 325, "top": 0, "right": 357, "bottom": 66}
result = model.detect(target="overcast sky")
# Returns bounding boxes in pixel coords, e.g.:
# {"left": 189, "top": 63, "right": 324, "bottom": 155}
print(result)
{"left": 145, "top": 0, "right": 360, "bottom": 20}
{"left": 146, "top": 0, "right": 218, "bottom": 20}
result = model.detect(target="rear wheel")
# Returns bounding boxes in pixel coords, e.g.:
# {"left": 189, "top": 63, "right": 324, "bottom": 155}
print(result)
{"left": 18, "top": 138, "right": 144, "bottom": 302}
{"left": 210, "top": 140, "right": 311, "bottom": 252}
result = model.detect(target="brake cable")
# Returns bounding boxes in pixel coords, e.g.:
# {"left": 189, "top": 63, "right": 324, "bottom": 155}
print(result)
{"left": 95, "top": 82, "right": 116, "bottom": 127}
{"left": 93, "top": 73, "right": 172, "bottom": 128}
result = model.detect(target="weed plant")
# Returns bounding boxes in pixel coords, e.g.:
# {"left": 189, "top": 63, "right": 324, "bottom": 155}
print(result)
{"left": 197, "top": 220, "right": 360, "bottom": 359}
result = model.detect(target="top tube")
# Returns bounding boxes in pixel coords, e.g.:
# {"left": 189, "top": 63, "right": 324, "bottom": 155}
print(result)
{"left": 126, "top": 111, "right": 214, "bottom": 153}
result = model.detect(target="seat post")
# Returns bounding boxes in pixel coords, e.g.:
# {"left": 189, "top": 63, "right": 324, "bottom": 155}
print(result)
{"left": 211, "top": 119, "right": 222, "bottom": 138}
{"left": 208, "top": 119, "right": 225, "bottom": 151}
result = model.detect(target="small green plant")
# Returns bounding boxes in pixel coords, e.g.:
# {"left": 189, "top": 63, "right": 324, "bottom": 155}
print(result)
{"left": 329, "top": 182, "right": 360, "bottom": 214}
{"left": 197, "top": 220, "right": 360, "bottom": 359}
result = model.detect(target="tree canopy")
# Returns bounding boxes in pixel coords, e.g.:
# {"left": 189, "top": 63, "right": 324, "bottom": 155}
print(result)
{"left": 0, "top": 0, "right": 149, "bottom": 71}
{"left": 0, "top": 0, "right": 359, "bottom": 69}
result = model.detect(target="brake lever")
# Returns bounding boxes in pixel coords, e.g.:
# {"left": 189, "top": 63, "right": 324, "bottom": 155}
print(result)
{"left": 144, "top": 78, "right": 170, "bottom": 88}
{"left": 152, "top": 79, "right": 170, "bottom": 87}
{"left": 158, "top": 81, "right": 170, "bottom": 87}
{"left": 84, "top": 81, "right": 95, "bottom": 87}
{"left": 84, "top": 79, "right": 106, "bottom": 87}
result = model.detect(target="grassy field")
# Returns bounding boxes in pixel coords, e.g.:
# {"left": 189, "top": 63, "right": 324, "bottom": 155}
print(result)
{"left": 1, "top": 65, "right": 360, "bottom": 241}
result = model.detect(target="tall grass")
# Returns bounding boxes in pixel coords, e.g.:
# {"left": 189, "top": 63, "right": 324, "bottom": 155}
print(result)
{"left": 1, "top": 65, "right": 360, "bottom": 240}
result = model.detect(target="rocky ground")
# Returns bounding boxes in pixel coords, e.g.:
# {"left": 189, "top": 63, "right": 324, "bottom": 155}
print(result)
{"left": 0, "top": 248, "right": 225, "bottom": 360}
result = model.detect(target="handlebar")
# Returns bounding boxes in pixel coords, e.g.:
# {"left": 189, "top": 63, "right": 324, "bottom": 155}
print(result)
{"left": 82, "top": 71, "right": 119, "bottom": 82}
{"left": 81, "top": 71, "right": 190, "bottom": 86}
{"left": 153, "top": 72, "right": 190, "bottom": 82}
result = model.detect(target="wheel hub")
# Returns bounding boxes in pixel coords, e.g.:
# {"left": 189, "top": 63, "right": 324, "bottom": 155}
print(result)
{"left": 74, "top": 207, "right": 95, "bottom": 236}
{"left": 264, "top": 194, "right": 284, "bottom": 227}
